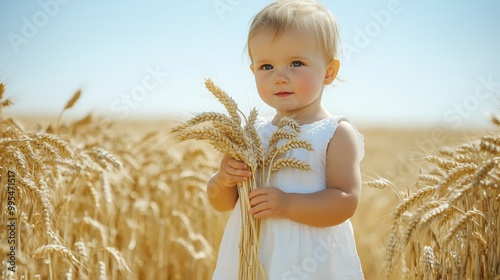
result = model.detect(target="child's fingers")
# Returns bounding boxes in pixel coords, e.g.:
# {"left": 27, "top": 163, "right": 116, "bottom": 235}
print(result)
{"left": 225, "top": 173, "right": 248, "bottom": 184}
{"left": 227, "top": 168, "right": 252, "bottom": 177}
{"left": 218, "top": 156, "right": 251, "bottom": 187}
{"left": 227, "top": 174, "right": 248, "bottom": 183}
{"left": 248, "top": 187, "right": 288, "bottom": 219}
{"left": 220, "top": 168, "right": 251, "bottom": 187}
{"left": 227, "top": 158, "right": 248, "bottom": 170}
{"left": 248, "top": 187, "right": 266, "bottom": 199}
{"left": 224, "top": 158, "right": 251, "bottom": 177}
{"left": 249, "top": 203, "right": 271, "bottom": 218}
{"left": 249, "top": 192, "right": 267, "bottom": 207}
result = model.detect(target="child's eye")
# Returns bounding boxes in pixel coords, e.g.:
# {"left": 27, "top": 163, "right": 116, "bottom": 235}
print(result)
{"left": 291, "top": 61, "right": 304, "bottom": 67}
{"left": 260, "top": 64, "right": 273, "bottom": 70}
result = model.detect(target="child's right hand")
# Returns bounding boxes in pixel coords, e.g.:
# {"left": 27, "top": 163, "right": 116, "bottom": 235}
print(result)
{"left": 217, "top": 156, "right": 252, "bottom": 188}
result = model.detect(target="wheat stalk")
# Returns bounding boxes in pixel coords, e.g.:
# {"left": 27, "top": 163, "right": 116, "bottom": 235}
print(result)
{"left": 104, "top": 247, "right": 131, "bottom": 273}
{"left": 32, "top": 244, "right": 81, "bottom": 268}
{"left": 381, "top": 116, "right": 499, "bottom": 279}
{"left": 204, "top": 79, "right": 241, "bottom": 125}
{"left": 172, "top": 79, "right": 313, "bottom": 280}
{"left": 0, "top": 83, "right": 4, "bottom": 100}
{"left": 57, "top": 89, "right": 81, "bottom": 126}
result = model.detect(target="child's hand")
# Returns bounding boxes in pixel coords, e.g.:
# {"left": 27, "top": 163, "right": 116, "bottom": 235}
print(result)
{"left": 217, "top": 155, "right": 252, "bottom": 188}
{"left": 248, "top": 187, "right": 289, "bottom": 219}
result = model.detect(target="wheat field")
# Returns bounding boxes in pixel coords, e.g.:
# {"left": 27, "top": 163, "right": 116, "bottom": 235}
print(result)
{"left": 0, "top": 87, "right": 499, "bottom": 279}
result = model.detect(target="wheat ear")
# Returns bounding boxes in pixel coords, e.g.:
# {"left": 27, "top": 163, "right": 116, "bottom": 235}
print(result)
{"left": 204, "top": 79, "right": 241, "bottom": 125}
{"left": 57, "top": 89, "right": 81, "bottom": 126}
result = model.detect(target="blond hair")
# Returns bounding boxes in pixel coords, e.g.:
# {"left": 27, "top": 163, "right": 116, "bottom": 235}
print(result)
{"left": 247, "top": 0, "right": 341, "bottom": 61}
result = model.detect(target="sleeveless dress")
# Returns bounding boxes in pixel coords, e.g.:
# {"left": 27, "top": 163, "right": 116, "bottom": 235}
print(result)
{"left": 212, "top": 115, "right": 365, "bottom": 280}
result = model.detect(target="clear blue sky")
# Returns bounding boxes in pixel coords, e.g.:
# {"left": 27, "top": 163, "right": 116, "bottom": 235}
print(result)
{"left": 1, "top": 0, "right": 499, "bottom": 128}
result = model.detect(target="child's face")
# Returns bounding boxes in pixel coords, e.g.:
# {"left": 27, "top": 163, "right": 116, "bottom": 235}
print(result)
{"left": 249, "top": 29, "right": 338, "bottom": 118}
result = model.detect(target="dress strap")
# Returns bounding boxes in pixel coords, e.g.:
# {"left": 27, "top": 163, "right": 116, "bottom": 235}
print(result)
{"left": 325, "top": 116, "right": 365, "bottom": 160}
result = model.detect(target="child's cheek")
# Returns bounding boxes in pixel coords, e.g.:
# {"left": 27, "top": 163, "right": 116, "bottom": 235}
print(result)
{"left": 296, "top": 73, "right": 317, "bottom": 95}
{"left": 256, "top": 78, "right": 269, "bottom": 94}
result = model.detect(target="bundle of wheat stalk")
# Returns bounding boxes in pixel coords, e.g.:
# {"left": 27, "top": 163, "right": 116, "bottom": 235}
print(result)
{"left": 369, "top": 115, "right": 499, "bottom": 279}
{"left": 172, "top": 79, "right": 313, "bottom": 280}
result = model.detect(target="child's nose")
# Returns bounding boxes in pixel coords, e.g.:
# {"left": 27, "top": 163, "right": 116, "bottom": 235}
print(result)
{"left": 273, "top": 71, "right": 289, "bottom": 85}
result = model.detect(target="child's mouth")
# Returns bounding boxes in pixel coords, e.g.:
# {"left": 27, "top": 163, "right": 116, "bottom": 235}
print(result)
{"left": 275, "top": 91, "right": 293, "bottom": 97}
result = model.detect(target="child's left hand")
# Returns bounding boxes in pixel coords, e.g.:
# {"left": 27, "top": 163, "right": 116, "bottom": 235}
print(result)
{"left": 248, "top": 187, "right": 289, "bottom": 219}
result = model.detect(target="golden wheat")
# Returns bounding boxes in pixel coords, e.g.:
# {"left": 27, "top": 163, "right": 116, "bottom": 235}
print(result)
{"left": 369, "top": 117, "right": 500, "bottom": 279}
{"left": 171, "top": 79, "right": 313, "bottom": 280}
{"left": 2, "top": 81, "right": 498, "bottom": 279}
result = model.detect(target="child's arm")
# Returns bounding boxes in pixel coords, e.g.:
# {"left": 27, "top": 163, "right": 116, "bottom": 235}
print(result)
{"left": 207, "top": 155, "right": 252, "bottom": 212}
{"left": 248, "top": 121, "right": 362, "bottom": 227}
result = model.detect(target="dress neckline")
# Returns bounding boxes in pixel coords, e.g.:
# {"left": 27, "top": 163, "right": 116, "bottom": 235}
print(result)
{"left": 267, "top": 115, "right": 335, "bottom": 128}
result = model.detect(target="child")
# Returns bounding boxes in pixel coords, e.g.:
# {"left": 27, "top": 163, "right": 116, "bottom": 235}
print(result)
{"left": 208, "top": 0, "right": 365, "bottom": 278}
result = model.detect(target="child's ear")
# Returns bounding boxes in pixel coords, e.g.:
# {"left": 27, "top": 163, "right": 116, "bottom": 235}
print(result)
{"left": 250, "top": 64, "right": 255, "bottom": 74}
{"left": 324, "top": 59, "right": 340, "bottom": 85}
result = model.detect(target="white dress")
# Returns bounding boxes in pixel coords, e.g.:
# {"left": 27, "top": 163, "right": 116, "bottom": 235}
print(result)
{"left": 212, "top": 115, "right": 365, "bottom": 280}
